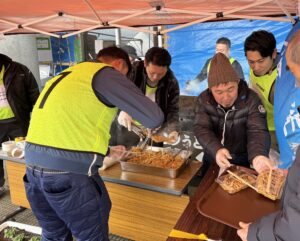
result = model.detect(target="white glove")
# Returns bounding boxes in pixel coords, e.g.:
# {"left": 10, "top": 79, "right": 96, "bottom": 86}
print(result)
{"left": 167, "top": 131, "right": 179, "bottom": 143}
{"left": 216, "top": 148, "right": 232, "bottom": 169}
{"left": 108, "top": 145, "right": 127, "bottom": 161}
{"left": 252, "top": 155, "right": 273, "bottom": 173}
{"left": 100, "top": 146, "right": 128, "bottom": 171}
{"left": 118, "top": 111, "right": 133, "bottom": 131}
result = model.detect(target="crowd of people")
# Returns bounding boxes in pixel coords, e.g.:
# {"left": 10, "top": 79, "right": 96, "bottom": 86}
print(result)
{"left": 0, "top": 24, "right": 299, "bottom": 241}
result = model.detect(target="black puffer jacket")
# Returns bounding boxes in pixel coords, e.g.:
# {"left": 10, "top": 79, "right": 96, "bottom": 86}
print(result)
{"left": 0, "top": 54, "right": 39, "bottom": 132}
{"left": 129, "top": 60, "right": 180, "bottom": 131}
{"left": 194, "top": 80, "right": 270, "bottom": 162}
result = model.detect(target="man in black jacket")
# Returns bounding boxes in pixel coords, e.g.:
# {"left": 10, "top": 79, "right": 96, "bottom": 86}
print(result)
{"left": 0, "top": 54, "right": 39, "bottom": 194}
{"left": 110, "top": 47, "right": 180, "bottom": 147}
{"left": 194, "top": 53, "right": 272, "bottom": 177}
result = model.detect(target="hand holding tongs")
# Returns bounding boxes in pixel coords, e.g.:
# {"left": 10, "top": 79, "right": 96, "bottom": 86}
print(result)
{"left": 131, "top": 123, "right": 150, "bottom": 150}
{"left": 131, "top": 123, "right": 146, "bottom": 140}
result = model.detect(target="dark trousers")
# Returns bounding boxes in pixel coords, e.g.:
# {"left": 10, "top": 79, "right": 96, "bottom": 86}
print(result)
{"left": 0, "top": 121, "right": 25, "bottom": 186}
{"left": 24, "top": 168, "right": 111, "bottom": 241}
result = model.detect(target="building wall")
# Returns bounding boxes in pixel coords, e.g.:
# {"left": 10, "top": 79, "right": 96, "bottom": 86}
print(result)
{"left": 0, "top": 34, "right": 41, "bottom": 88}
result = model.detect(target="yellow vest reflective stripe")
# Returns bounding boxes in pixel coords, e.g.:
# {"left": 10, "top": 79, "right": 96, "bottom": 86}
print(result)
{"left": 0, "top": 65, "right": 15, "bottom": 120}
{"left": 27, "top": 62, "right": 118, "bottom": 155}
{"left": 207, "top": 57, "right": 235, "bottom": 73}
{"left": 250, "top": 68, "right": 276, "bottom": 131}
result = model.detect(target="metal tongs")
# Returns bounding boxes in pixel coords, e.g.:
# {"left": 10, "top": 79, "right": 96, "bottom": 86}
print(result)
{"left": 131, "top": 123, "right": 149, "bottom": 150}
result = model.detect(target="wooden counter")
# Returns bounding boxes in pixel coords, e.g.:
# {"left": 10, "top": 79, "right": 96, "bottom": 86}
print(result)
{"left": 167, "top": 163, "right": 240, "bottom": 241}
{"left": 5, "top": 158, "right": 201, "bottom": 241}
{"left": 5, "top": 160, "right": 30, "bottom": 208}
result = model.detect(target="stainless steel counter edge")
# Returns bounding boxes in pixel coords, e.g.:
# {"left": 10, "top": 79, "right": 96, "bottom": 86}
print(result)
{"left": 101, "top": 176, "right": 184, "bottom": 196}
{"left": 0, "top": 154, "right": 25, "bottom": 164}
{"left": 1, "top": 153, "right": 186, "bottom": 196}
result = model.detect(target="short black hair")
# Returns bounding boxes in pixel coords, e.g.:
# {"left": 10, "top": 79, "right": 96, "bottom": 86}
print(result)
{"left": 216, "top": 37, "right": 231, "bottom": 48}
{"left": 145, "top": 47, "right": 171, "bottom": 67}
{"left": 97, "top": 46, "right": 132, "bottom": 72}
{"left": 244, "top": 30, "right": 276, "bottom": 58}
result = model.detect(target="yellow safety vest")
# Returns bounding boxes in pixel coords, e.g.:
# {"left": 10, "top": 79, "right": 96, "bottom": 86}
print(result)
{"left": 0, "top": 65, "right": 15, "bottom": 120}
{"left": 207, "top": 57, "right": 235, "bottom": 73}
{"left": 27, "top": 62, "right": 118, "bottom": 155}
{"left": 250, "top": 68, "right": 277, "bottom": 131}
{"left": 133, "top": 84, "right": 157, "bottom": 127}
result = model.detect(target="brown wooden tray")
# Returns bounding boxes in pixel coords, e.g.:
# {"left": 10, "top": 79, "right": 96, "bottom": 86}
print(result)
{"left": 196, "top": 181, "right": 280, "bottom": 229}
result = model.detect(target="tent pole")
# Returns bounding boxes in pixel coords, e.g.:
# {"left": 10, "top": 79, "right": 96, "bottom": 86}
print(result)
{"left": 83, "top": 0, "right": 103, "bottom": 23}
{"left": 0, "top": 26, "right": 19, "bottom": 34}
{"left": 23, "top": 26, "right": 60, "bottom": 38}
{"left": 0, "top": 14, "right": 59, "bottom": 35}
{"left": 228, "top": 14, "right": 292, "bottom": 22}
{"left": 0, "top": 19, "right": 18, "bottom": 26}
{"left": 161, "top": 15, "right": 216, "bottom": 34}
{"left": 164, "top": 8, "right": 212, "bottom": 16}
{"left": 274, "top": 0, "right": 296, "bottom": 24}
{"left": 110, "top": 24, "right": 156, "bottom": 34}
{"left": 224, "top": 0, "right": 274, "bottom": 15}
{"left": 64, "top": 14, "right": 99, "bottom": 24}
{"left": 115, "top": 28, "right": 121, "bottom": 46}
{"left": 22, "top": 14, "right": 59, "bottom": 27}
{"left": 161, "top": 0, "right": 274, "bottom": 34}
{"left": 62, "top": 24, "right": 104, "bottom": 38}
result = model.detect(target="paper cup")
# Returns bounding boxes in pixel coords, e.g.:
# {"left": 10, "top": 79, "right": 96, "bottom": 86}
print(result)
{"left": 2, "top": 141, "right": 16, "bottom": 153}
{"left": 11, "top": 148, "right": 24, "bottom": 158}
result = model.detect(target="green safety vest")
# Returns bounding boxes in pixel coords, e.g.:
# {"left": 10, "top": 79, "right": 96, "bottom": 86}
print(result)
{"left": 27, "top": 62, "right": 118, "bottom": 155}
{"left": 0, "top": 65, "right": 15, "bottom": 120}
{"left": 250, "top": 68, "right": 277, "bottom": 131}
{"left": 207, "top": 57, "right": 235, "bottom": 73}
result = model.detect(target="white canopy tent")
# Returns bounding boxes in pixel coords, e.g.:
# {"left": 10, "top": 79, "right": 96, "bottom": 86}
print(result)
{"left": 0, "top": 0, "right": 299, "bottom": 38}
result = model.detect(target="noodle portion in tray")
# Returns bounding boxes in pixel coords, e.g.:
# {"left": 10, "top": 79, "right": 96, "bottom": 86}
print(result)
{"left": 120, "top": 147, "right": 192, "bottom": 178}
{"left": 256, "top": 169, "right": 286, "bottom": 200}
{"left": 128, "top": 147, "right": 184, "bottom": 169}
{"left": 216, "top": 166, "right": 257, "bottom": 194}
{"left": 215, "top": 165, "right": 287, "bottom": 201}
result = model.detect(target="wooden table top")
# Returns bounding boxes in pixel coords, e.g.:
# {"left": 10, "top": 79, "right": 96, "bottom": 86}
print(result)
{"left": 100, "top": 161, "right": 201, "bottom": 196}
{"left": 167, "top": 163, "right": 241, "bottom": 241}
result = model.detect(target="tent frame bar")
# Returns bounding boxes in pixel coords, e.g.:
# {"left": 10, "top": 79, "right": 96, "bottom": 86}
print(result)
{"left": 228, "top": 14, "right": 292, "bottom": 22}
{"left": 0, "top": 0, "right": 296, "bottom": 38}
{"left": 62, "top": 7, "right": 157, "bottom": 38}
{"left": 161, "top": 0, "right": 285, "bottom": 34}
{"left": 274, "top": 0, "right": 296, "bottom": 23}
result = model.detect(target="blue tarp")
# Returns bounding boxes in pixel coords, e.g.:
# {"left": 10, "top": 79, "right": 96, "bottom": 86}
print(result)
{"left": 167, "top": 19, "right": 292, "bottom": 96}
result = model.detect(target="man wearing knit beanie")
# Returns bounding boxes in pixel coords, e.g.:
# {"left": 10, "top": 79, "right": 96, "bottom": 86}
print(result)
{"left": 208, "top": 52, "right": 239, "bottom": 89}
{"left": 193, "top": 53, "right": 273, "bottom": 180}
